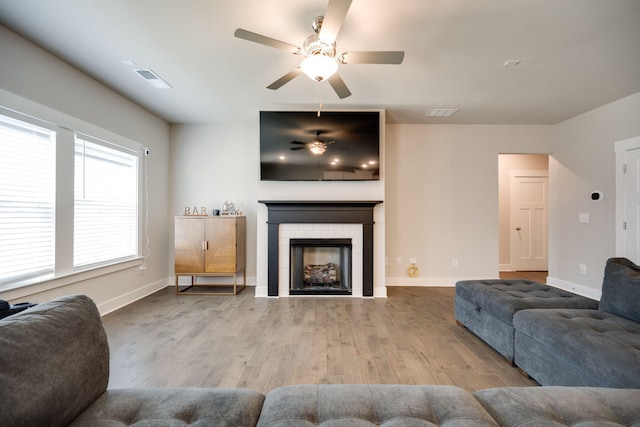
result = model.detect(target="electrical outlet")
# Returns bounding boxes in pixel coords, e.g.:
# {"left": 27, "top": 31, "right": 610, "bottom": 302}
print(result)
{"left": 452, "top": 259, "right": 459, "bottom": 268}
{"left": 138, "top": 264, "right": 147, "bottom": 275}
{"left": 579, "top": 264, "right": 586, "bottom": 274}
{"left": 395, "top": 257, "right": 401, "bottom": 266}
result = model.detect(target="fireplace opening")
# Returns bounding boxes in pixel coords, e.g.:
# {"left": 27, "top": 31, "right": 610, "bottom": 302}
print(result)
{"left": 290, "top": 238, "right": 352, "bottom": 295}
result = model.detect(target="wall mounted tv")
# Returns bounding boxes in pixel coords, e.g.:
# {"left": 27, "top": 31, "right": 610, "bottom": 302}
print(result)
{"left": 260, "top": 111, "right": 380, "bottom": 181}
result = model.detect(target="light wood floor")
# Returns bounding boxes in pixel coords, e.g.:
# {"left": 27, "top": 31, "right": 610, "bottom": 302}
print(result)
{"left": 499, "top": 271, "right": 548, "bottom": 283}
{"left": 103, "top": 286, "right": 536, "bottom": 394}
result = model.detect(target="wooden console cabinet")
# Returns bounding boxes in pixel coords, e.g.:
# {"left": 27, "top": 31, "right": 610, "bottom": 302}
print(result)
{"left": 174, "top": 216, "right": 246, "bottom": 295}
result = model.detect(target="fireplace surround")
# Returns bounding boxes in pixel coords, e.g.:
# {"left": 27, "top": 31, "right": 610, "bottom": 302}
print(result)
{"left": 258, "top": 200, "right": 382, "bottom": 297}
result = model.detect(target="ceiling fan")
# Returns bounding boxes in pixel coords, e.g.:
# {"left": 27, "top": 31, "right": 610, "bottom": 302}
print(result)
{"left": 234, "top": 0, "right": 404, "bottom": 99}
{"left": 290, "top": 131, "right": 336, "bottom": 155}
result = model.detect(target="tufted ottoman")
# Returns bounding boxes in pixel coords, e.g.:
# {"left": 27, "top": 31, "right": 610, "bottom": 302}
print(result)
{"left": 513, "top": 308, "right": 640, "bottom": 388}
{"left": 455, "top": 279, "right": 598, "bottom": 363}
{"left": 257, "top": 384, "right": 498, "bottom": 426}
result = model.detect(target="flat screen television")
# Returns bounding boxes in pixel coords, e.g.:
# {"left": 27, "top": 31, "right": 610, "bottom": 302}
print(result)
{"left": 260, "top": 111, "right": 380, "bottom": 181}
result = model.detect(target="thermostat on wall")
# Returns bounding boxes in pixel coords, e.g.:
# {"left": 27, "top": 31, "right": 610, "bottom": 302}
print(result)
{"left": 591, "top": 191, "right": 604, "bottom": 203}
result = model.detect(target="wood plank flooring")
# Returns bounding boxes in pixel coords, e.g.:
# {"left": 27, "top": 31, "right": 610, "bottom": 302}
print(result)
{"left": 499, "top": 271, "right": 548, "bottom": 283}
{"left": 103, "top": 286, "right": 536, "bottom": 394}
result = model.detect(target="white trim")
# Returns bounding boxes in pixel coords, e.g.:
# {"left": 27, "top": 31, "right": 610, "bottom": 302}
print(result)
{"left": 278, "top": 223, "right": 363, "bottom": 297}
{"left": 546, "top": 276, "right": 601, "bottom": 300}
{"left": 385, "top": 276, "right": 496, "bottom": 287}
{"left": 98, "top": 276, "right": 171, "bottom": 315}
{"left": 499, "top": 264, "right": 514, "bottom": 272}
{"left": 615, "top": 136, "right": 640, "bottom": 258}
{"left": 0, "top": 258, "right": 143, "bottom": 300}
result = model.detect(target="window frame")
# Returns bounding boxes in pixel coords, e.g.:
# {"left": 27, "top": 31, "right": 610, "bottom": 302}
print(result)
{"left": 0, "top": 105, "right": 146, "bottom": 295}
{"left": 73, "top": 133, "right": 140, "bottom": 269}
{"left": 0, "top": 113, "right": 57, "bottom": 284}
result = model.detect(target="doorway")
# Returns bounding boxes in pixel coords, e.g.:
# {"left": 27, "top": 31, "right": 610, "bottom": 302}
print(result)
{"left": 615, "top": 136, "right": 640, "bottom": 264}
{"left": 498, "top": 154, "right": 549, "bottom": 276}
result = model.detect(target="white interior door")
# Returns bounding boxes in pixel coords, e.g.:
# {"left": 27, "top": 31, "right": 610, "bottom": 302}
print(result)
{"left": 510, "top": 173, "right": 549, "bottom": 271}
{"left": 618, "top": 142, "right": 640, "bottom": 264}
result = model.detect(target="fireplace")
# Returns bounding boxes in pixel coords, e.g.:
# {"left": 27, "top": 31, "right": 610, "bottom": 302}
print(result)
{"left": 258, "top": 200, "right": 382, "bottom": 297}
{"left": 290, "top": 238, "right": 352, "bottom": 295}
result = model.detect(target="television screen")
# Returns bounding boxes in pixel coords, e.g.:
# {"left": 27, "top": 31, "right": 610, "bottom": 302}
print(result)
{"left": 260, "top": 111, "right": 380, "bottom": 181}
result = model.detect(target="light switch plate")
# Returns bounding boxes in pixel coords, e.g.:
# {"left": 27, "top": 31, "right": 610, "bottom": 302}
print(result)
{"left": 579, "top": 213, "right": 590, "bottom": 223}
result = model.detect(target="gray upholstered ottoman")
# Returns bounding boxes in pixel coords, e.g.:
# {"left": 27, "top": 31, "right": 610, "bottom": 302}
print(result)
{"left": 513, "top": 308, "right": 640, "bottom": 388}
{"left": 455, "top": 279, "right": 598, "bottom": 362}
{"left": 257, "top": 384, "right": 498, "bottom": 426}
{"left": 473, "top": 386, "right": 640, "bottom": 427}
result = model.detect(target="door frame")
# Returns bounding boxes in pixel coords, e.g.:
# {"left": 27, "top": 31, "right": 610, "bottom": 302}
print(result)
{"left": 615, "top": 136, "right": 640, "bottom": 259}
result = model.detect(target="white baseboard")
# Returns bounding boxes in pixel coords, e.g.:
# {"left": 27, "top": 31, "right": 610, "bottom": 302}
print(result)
{"left": 546, "top": 276, "right": 601, "bottom": 300}
{"left": 385, "top": 276, "right": 498, "bottom": 287}
{"left": 499, "top": 264, "right": 514, "bottom": 272}
{"left": 386, "top": 275, "right": 601, "bottom": 300}
{"left": 254, "top": 285, "right": 269, "bottom": 298}
{"left": 97, "top": 277, "right": 171, "bottom": 315}
{"left": 253, "top": 285, "right": 387, "bottom": 298}
{"left": 373, "top": 286, "right": 388, "bottom": 298}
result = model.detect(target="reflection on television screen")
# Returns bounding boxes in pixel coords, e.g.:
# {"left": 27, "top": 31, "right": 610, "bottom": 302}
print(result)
{"left": 260, "top": 111, "right": 380, "bottom": 181}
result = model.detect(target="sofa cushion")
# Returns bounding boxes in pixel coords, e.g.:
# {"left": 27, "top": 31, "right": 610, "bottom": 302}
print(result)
{"left": 513, "top": 308, "right": 640, "bottom": 388}
{"left": 455, "top": 280, "right": 598, "bottom": 325}
{"left": 0, "top": 295, "right": 109, "bottom": 427}
{"left": 257, "top": 384, "right": 498, "bottom": 426}
{"left": 473, "top": 386, "right": 640, "bottom": 427}
{"left": 601, "top": 257, "right": 640, "bottom": 323}
{"left": 70, "top": 388, "right": 265, "bottom": 426}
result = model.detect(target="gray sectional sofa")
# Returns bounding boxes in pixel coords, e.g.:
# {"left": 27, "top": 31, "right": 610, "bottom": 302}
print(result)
{"left": 2, "top": 294, "right": 640, "bottom": 426}
{"left": 455, "top": 278, "right": 598, "bottom": 362}
{"left": 456, "top": 257, "right": 640, "bottom": 389}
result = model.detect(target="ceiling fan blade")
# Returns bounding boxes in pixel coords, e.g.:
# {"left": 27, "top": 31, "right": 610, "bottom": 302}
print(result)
{"left": 234, "top": 28, "right": 301, "bottom": 54}
{"left": 328, "top": 73, "right": 352, "bottom": 99}
{"left": 340, "top": 51, "right": 405, "bottom": 64}
{"left": 267, "top": 68, "right": 303, "bottom": 90}
{"left": 290, "top": 147, "right": 306, "bottom": 150}
{"left": 318, "top": 0, "right": 352, "bottom": 43}
{"left": 291, "top": 141, "right": 307, "bottom": 145}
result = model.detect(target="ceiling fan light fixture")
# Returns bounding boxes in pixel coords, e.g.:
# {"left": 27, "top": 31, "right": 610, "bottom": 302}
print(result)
{"left": 301, "top": 54, "right": 338, "bottom": 82}
{"left": 308, "top": 141, "right": 328, "bottom": 155}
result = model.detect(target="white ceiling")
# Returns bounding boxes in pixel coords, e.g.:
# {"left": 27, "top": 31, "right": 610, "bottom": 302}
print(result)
{"left": 1, "top": 0, "right": 640, "bottom": 125}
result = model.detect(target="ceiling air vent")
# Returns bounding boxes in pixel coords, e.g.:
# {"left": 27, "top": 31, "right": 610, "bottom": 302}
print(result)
{"left": 133, "top": 68, "right": 172, "bottom": 89}
{"left": 425, "top": 108, "right": 459, "bottom": 117}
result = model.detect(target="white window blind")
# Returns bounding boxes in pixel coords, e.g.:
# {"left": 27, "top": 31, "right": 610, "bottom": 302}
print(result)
{"left": 74, "top": 136, "right": 138, "bottom": 268}
{"left": 0, "top": 114, "right": 55, "bottom": 284}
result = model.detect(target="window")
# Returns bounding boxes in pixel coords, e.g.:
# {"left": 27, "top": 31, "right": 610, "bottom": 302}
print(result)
{"left": 0, "top": 114, "right": 55, "bottom": 283}
{"left": 0, "top": 107, "right": 143, "bottom": 290}
{"left": 74, "top": 136, "right": 138, "bottom": 268}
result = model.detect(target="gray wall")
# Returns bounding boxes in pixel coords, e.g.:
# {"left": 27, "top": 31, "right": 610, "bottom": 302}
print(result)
{"left": 549, "top": 92, "right": 640, "bottom": 297}
{"left": 384, "top": 125, "right": 554, "bottom": 285}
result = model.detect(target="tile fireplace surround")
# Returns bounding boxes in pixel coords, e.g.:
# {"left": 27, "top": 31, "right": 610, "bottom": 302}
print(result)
{"left": 257, "top": 201, "right": 383, "bottom": 298}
